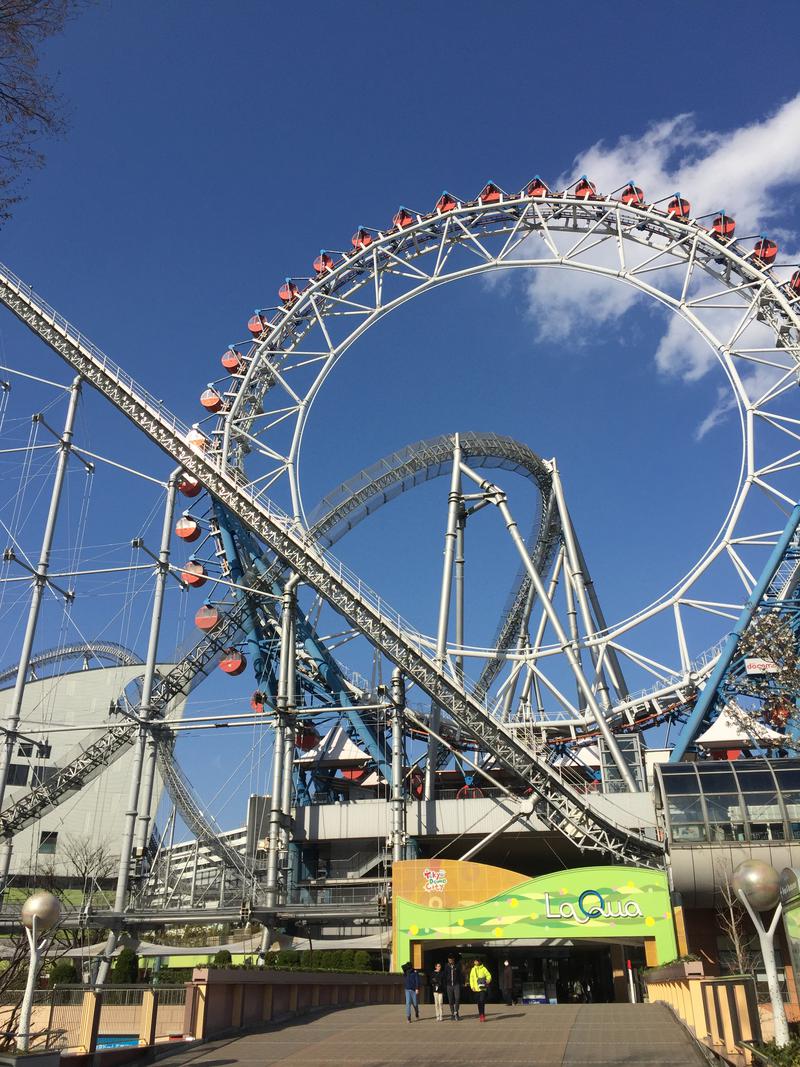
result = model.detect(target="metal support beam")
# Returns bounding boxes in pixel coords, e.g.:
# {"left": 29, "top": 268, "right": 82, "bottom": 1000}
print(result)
{"left": 134, "top": 470, "right": 179, "bottom": 856}
{"left": 96, "top": 470, "right": 179, "bottom": 984}
{"left": 671, "top": 501, "right": 800, "bottom": 762}
{"left": 459, "top": 462, "right": 638, "bottom": 792}
{"left": 390, "top": 669, "right": 406, "bottom": 863}
{"left": 426, "top": 435, "right": 462, "bottom": 800}
{"left": 0, "top": 378, "right": 82, "bottom": 889}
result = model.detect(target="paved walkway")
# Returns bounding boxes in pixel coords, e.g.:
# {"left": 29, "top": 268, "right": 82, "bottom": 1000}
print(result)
{"left": 160, "top": 1002, "right": 708, "bottom": 1066}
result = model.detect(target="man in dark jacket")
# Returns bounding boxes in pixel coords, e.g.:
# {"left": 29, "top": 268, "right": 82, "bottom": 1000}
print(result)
{"left": 402, "top": 962, "right": 420, "bottom": 1021}
{"left": 444, "top": 954, "right": 461, "bottom": 1020}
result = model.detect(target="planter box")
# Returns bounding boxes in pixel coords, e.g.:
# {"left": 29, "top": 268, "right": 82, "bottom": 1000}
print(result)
{"left": 0, "top": 1053, "right": 61, "bottom": 1067}
{"left": 643, "top": 961, "right": 704, "bottom": 984}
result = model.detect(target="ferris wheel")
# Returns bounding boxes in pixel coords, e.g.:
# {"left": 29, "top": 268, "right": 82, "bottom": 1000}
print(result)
{"left": 185, "top": 176, "right": 800, "bottom": 747}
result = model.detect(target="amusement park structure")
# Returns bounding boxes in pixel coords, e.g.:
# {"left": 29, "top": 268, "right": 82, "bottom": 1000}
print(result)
{"left": 0, "top": 175, "right": 798, "bottom": 975}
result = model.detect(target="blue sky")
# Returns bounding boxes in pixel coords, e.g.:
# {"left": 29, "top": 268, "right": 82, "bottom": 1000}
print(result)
{"left": 2, "top": 1, "right": 800, "bottom": 834}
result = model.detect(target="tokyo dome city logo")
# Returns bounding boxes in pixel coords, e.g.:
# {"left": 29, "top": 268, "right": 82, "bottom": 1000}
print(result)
{"left": 544, "top": 888, "right": 643, "bottom": 925}
{"left": 422, "top": 867, "right": 447, "bottom": 893}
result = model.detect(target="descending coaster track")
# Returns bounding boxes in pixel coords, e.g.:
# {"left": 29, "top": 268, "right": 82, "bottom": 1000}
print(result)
{"left": 0, "top": 258, "right": 663, "bottom": 865}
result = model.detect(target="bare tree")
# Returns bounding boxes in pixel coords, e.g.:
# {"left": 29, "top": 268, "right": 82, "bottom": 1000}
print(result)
{"left": 0, "top": 0, "right": 79, "bottom": 219}
{"left": 38, "top": 835, "right": 114, "bottom": 947}
{"left": 716, "top": 864, "right": 756, "bottom": 976}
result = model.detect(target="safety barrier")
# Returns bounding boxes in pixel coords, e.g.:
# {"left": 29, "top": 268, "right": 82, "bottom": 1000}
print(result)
{"left": 184, "top": 968, "right": 404, "bottom": 1041}
{"left": 646, "top": 974, "right": 762, "bottom": 1064}
{"left": 38, "top": 971, "right": 403, "bottom": 1057}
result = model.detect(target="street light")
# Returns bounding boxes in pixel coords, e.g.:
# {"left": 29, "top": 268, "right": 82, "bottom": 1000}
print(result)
{"left": 17, "top": 891, "right": 62, "bottom": 1053}
{"left": 732, "top": 859, "right": 789, "bottom": 1048}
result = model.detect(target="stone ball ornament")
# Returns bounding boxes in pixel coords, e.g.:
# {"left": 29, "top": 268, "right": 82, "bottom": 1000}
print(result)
{"left": 20, "top": 891, "right": 62, "bottom": 932}
{"left": 732, "top": 859, "right": 781, "bottom": 911}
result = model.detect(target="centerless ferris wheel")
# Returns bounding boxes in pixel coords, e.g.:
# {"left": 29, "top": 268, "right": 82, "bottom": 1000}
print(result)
{"left": 192, "top": 177, "right": 800, "bottom": 746}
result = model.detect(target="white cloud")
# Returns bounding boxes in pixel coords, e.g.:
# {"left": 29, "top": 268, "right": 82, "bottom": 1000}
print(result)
{"left": 520, "top": 96, "right": 800, "bottom": 435}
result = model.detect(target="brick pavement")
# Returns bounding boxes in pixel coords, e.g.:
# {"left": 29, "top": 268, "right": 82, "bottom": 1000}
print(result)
{"left": 158, "top": 1001, "right": 708, "bottom": 1066}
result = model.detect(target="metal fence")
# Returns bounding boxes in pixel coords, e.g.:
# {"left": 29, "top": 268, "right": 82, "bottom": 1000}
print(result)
{"left": 41, "top": 985, "right": 188, "bottom": 1053}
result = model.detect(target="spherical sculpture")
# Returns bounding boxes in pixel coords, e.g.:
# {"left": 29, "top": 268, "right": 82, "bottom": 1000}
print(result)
{"left": 732, "top": 859, "right": 781, "bottom": 911}
{"left": 20, "top": 891, "right": 62, "bottom": 932}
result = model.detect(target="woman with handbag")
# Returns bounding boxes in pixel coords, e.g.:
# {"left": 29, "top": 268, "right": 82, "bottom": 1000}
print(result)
{"left": 468, "top": 958, "right": 492, "bottom": 1021}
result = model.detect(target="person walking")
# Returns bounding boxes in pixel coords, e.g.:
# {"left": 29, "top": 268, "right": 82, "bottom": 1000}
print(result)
{"left": 500, "top": 959, "right": 513, "bottom": 1007}
{"left": 402, "top": 961, "right": 420, "bottom": 1022}
{"left": 430, "top": 961, "right": 445, "bottom": 1021}
{"left": 444, "top": 954, "right": 462, "bottom": 1020}
{"left": 469, "top": 957, "right": 492, "bottom": 1022}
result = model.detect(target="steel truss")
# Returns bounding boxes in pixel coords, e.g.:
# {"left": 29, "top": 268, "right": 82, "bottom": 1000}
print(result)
{"left": 0, "top": 261, "right": 662, "bottom": 864}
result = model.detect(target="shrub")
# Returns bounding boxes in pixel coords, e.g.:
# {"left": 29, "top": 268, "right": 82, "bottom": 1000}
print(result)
{"left": 50, "top": 959, "right": 79, "bottom": 985}
{"left": 353, "top": 951, "right": 371, "bottom": 972}
{"left": 112, "top": 948, "right": 139, "bottom": 984}
{"left": 212, "top": 949, "right": 232, "bottom": 968}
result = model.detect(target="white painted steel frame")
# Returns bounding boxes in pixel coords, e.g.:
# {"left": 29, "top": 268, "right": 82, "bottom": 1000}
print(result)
{"left": 217, "top": 190, "right": 800, "bottom": 735}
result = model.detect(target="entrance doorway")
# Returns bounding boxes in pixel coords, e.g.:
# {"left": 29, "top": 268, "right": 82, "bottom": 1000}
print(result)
{"left": 420, "top": 942, "right": 643, "bottom": 1005}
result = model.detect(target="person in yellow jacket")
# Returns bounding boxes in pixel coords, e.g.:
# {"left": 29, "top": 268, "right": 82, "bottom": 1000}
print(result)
{"left": 469, "top": 958, "right": 492, "bottom": 1021}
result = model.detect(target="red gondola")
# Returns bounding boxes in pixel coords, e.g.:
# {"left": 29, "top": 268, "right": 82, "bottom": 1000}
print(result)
{"left": 352, "top": 227, "right": 373, "bottom": 250}
{"left": 200, "top": 388, "right": 223, "bottom": 413}
{"left": 789, "top": 270, "right": 800, "bottom": 295}
{"left": 392, "top": 208, "right": 415, "bottom": 229}
{"left": 711, "top": 214, "right": 736, "bottom": 240}
{"left": 753, "top": 238, "right": 778, "bottom": 265}
{"left": 279, "top": 280, "right": 299, "bottom": 303}
{"left": 341, "top": 767, "right": 366, "bottom": 782}
{"left": 667, "top": 196, "right": 691, "bottom": 219}
{"left": 410, "top": 772, "right": 424, "bottom": 799}
{"left": 175, "top": 516, "right": 200, "bottom": 542}
{"left": 574, "top": 177, "right": 597, "bottom": 200}
{"left": 221, "top": 348, "right": 241, "bottom": 372}
{"left": 313, "top": 252, "right": 334, "bottom": 274}
{"left": 195, "top": 603, "right": 220, "bottom": 631}
{"left": 177, "top": 473, "right": 202, "bottom": 498}
{"left": 621, "top": 183, "right": 645, "bottom": 207}
{"left": 247, "top": 314, "right": 267, "bottom": 336}
{"left": 479, "top": 182, "right": 501, "bottom": 204}
{"left": 296, "top": 723, "right": 319, "bottom": 751}
{"left": 181, "top": 560, "right": 207, "bottom": 588}
{"left": 219, "top": 649, "right": 246, "bottom": 675}
{"left": 251, "top": 690, "right": 266, "bottom": 713}
{"left": 526, "top": 177, "right": 549, "bottom": 198}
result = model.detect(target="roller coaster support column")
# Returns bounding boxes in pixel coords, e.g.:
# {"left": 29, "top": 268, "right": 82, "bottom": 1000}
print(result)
{"left": 260, "top": 575, "right": 298, "bottom": 959}
{"left": 455, "top": 503, "right": 466, "bottom": 685}
{"left": 279, "top": 583, "right": 298, "bottom": 889}
{"left": 390, "top": 669, "right": 406, "bottom": 863}
{"left": 671, "top": 501, "right": 800, "bottom": 763}
{"left": 134, "top": 469, "right": 179, "bottom": 858}
{"left": 96, "top": 470, "right": 180, "bottom": 984}
{"left": 426, "top": 435, "right": 462, "bottom": 801}
{"left": 461, "top": 463, "right": 638, "bottom": 792}
{"left": 550, "top": 463, "right": 623, "bottom": 710}
{"left": 0, "top": 377, "right": 82, "bottom": 891}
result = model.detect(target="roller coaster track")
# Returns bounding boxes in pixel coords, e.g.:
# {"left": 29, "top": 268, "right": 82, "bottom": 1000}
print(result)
{"left": 0, "top": 262, "right": 663, "bottom": 865}
{"left": 0, "top": 641, "right": 141, "bottom": 686}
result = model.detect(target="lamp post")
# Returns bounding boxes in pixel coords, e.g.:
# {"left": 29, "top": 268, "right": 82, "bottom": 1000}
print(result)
{"left": 18, "top": 891, "right": 62, "bottom": 1053}
{"left": 732, "top": 859, "right": 789, "bottom": 1048}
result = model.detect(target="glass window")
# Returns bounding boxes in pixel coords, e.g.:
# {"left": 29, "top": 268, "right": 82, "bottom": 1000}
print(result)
{"left": 775, "top": 767, "right": 800, "bottom": 791}
{"left": 735, "top": 769, "right": 777, "bottom": 792}
{"left": 668, "top": 796, "right": 706, "bottom": 841}
{"left": 782, "top": 791, "right": 800, "bottom": 839}
{"left": 745, "top": 792, "right": 785, "bottom": 841}
{"left": 6, "top": 764, "right": 28, "bottom": 786}
{"left": 705, "top": 793, "right": 746, "bottom": 841}
{"left": 31, "top": 767, "right": 56, "bottom": 788}
{"left": 660, "top": 771, "right": 700, "bottom": 795}
{"left": 38, "top": 831, "right": 57, "bottom": 855}
{"left": 17, "top": 742, "right": 33, "bottom": 758}
{"left": 696, "top": 769, "right": 738, "bottom": 792}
